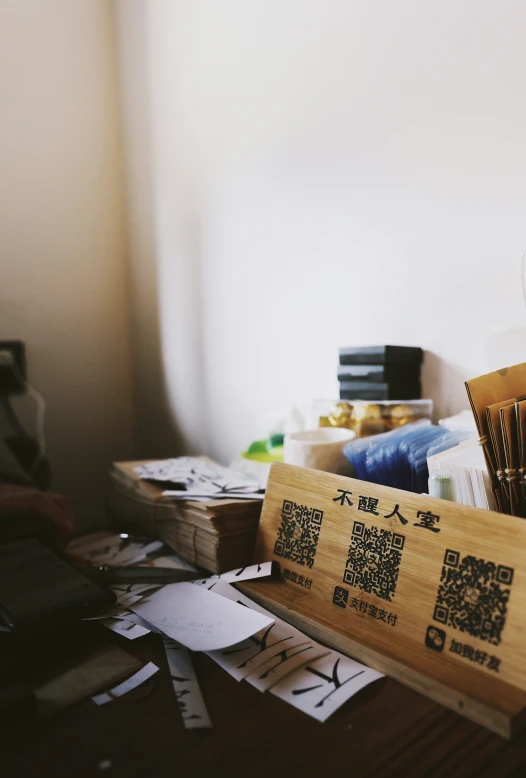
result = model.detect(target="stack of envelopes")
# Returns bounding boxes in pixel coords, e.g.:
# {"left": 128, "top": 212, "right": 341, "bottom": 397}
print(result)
{"left": 107, "top": 459, "right": 263, "bottom": 573}
{"left": 466, "top": 361, "right": 526, "bottom": 516}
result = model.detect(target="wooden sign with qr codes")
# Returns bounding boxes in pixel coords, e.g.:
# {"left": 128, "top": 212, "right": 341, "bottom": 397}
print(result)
{"left": 241, "top": 463, "right": 526, "bottom": 738}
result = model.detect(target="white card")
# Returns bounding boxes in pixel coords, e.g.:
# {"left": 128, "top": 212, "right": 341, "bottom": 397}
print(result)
{"left": 111, "top": 583, "right": 161, "bottom": 598}
{"left": 163, "top": 636, "right": 212, "bottom": 728}
{"left": 204, "top": 581, "right": 316, "bottom": 680}
{"left": 162, "top": 489, "right": 263, "bottom": 500}
{"left": 141, "top": 553, "right": 198, "bottom": 572}
{"left": 102, "top": 618, "right": 150, "bottom": 640}
{"left": 114, "top": 592, "right": 149, "bottom": 608}
{"left": 131, "top": 582, "right": 274, "bottom": 651}
{"left": 91, "top": 662, "right": 159, "bottom": 705}
{"left": 192, "top": 561, "right": 273, "bottom": 588}
{"left": 271, "top": 651, "right": 383, "bottom": 722}
{"left": 195, "top": 580, "right": 272, "bottom": 613}
{"left": 68, "top": 533, "right": 165, "bottom": 567}
{"left": 110, "top": 540, "right": 165, "bottom": 566}
{"left": 245, "top": 642, "right": 331, "bottom": 692}
{"left": 135, "top": 457, "right": 262, "bottom": 500}
{"left": 119, "top": 611, "right": 162, "bottom": 634}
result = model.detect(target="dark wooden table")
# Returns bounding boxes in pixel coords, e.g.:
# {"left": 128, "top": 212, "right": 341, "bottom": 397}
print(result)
{"left": 3, "top": 628, "right": 526, "bottom": 778}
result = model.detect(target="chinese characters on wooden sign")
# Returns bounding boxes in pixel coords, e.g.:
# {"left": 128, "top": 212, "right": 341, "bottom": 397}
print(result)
{"left": 249, "top": 463, "right": 526, "bottom": 696}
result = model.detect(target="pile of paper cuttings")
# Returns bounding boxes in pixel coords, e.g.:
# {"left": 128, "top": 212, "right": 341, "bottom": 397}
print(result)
{"left": 67, "top": 533, "right": 383, "bottom": 729}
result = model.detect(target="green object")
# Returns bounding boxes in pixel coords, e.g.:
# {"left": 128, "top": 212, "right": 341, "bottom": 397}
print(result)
{"left": 268, "top": 433, "right": 285, "bottom": 451}
{"left": 247, "top": 439, "right": 269, "bottom": 455}
{"left": 243, "top": 436, "right": 284, "bottom": 463}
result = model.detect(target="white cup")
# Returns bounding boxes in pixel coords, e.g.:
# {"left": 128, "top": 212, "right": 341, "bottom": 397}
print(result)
{"left": 284, "top": 428, "right": 356, "bottom": 474}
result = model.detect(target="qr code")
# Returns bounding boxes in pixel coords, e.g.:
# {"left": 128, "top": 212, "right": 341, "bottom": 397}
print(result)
{"left": 273, "top": 500, "right": 323, "bottom": 569}
{"left": 433, "top": 550, "right": 514, "bottom": 646}
{"left": 343, "top": 521, "right": 405, "bottom": 602}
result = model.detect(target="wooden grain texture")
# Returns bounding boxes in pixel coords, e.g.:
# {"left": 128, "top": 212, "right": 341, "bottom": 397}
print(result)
{"left": 244, "top": 462, "right": 526, "bottom": 737}
{"left": 4, "top": 628, "right": 526, "bottom": 778}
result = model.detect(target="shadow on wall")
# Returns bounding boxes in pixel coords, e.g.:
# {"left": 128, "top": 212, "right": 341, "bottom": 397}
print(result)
{"left": 116, "top": 0, "right": 185, "bottom": 461}
{"left": 421, "top": 351, "right": 471, "bottom": 423}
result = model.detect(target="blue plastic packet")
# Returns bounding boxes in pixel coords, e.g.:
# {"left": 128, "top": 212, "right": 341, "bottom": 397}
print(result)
{"left": 343, "top": 420, "right": 431, "bottom": 486}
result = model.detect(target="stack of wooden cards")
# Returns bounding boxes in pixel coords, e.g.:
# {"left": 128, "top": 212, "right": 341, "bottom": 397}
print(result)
{"left": 107, "top": 459, "right": 263, "bottom": 573}
{"left": 466, "top": 361, "right": 526, "bottom": 516}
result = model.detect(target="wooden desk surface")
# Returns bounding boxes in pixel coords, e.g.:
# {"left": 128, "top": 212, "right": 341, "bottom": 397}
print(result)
{"left": 3, "top": 630, "right": 526, "bottom": 778}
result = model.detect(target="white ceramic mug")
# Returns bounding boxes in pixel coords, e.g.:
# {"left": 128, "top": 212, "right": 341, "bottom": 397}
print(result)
{"left": 283, "top": 428, "right": 356, "bottom": 474}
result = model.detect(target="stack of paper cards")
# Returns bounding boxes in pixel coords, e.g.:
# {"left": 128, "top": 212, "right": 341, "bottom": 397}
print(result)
{"left": 427, "top": 439, "right": 496, "bottom": 510}
{"left": 108, "top": 459, "right": 263, "bottom": 572}
{"left": 135, "top": 457, "right": 264, "bottom": 500}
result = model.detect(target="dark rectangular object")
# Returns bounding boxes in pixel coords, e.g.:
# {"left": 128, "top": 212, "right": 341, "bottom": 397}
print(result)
{"left": 0, "top": 341, "right": 26, "bottom": 396}
{"left": 0, "top": 539, "right": 116, "bottom": 634}
{"left": 339, "top": 380, "right": 422, "bottom": 401}
{"left": 338, "top": 363, "right": 421, "bottom": 383}
{"left": 339, "top": 345, "right": 423, "bottom": 365}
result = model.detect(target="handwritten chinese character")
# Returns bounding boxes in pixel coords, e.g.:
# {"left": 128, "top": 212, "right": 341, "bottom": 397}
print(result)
{"left": 358, "top": 496, "right": 380, "bottom": 516}
{"left": 414, "top": 510, "right": 440, "bottom": 533}
{"left": 291, "top": 657, "right": 358, "bottom": 708}
{"left": 333, "top": 489, "right": 353, "bottom": 507}
{"left": 384, "top": 504, "right": 408, "bottom": 525}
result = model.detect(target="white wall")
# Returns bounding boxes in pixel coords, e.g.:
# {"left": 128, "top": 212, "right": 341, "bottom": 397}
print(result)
{"left": 0, "top": 0, "right": 135, "bottom": 525}
{"left": 116, "top": 0, "right": 526, "bottom": 464}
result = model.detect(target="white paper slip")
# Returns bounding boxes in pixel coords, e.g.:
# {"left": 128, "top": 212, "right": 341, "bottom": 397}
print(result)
{"left": 140, "top": 553, "right": 198, "bottom": 572}
{"left": 131, "top": 582, "right": 274, "bottom": 651}
{"left": 108, "top": 539, "right": 165, "bottom": 566}
{"left": 204, "top": 582, "right": 314, "bottom": 681}
{"left": 271, "top": 651, "right": 384, "bottom": 722}
{"left": 135, "top": 457, "right": 263, "bottom": 500}
{"left": 219, "top": 562, "right": 272, "bottom": 583}
{"left": 193, "top": 562, "right": 273, "bottom": 588}
{"left": 66, "top": 532, "right": 122, "bottom": 563}
{"left": 68, "top": 533, "right": 166, "bottom": 567}
{"left": 91, "top": 662, "right": 159, "bottom": 705}
{"left": 163, "top": 489, "right": 263, "bottom": 500}
{"left": 111, "top": 583, "right": 161, "bottom": 598}
{"left": 245, "top": 642, "right": 331, "bottom": 692}
{"left": 120, "top": 611, "right": 162, "bottom": 634}
{"left": 115, "top": 592, "right": 147, "bottom": 608}
{"left": 198, "top": 580, "right": 273, "bottom": 614}
{"left": 102, "top": 618, "right": 150, "bottom": 640}
{"left": 206, "top": 621, "right": 313, "bottom": 682}
{"left": 163, "top": 636, "right": 212, "bottom": 729}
